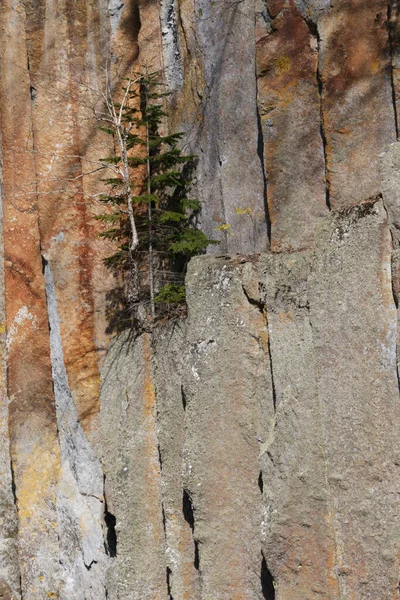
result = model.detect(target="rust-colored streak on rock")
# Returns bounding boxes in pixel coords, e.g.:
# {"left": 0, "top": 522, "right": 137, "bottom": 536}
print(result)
{"left": 0, "top": 0, "right": 61, "bottom": 596}
{"left": 24, "top": 0, "right": 120, "bottom": 435}
{"left": 257, "top": 0, "right": 327, "bottom": 252}
{"left": 319, "top": 0, "right": 396, "bottom": 207}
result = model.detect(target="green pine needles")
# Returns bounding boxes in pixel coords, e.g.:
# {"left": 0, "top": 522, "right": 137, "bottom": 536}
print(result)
{"left": 96, "top": 69, "right": 217, "bottom": 324}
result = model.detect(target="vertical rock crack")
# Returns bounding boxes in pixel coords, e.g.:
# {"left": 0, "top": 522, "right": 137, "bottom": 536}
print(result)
{"left": 388, "top": 0, "right": 400, "bottom": 138}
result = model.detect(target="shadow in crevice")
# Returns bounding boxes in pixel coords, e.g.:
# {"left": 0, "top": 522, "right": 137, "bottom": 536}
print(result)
{"left": 182, "top": 489, "right": 194, "bottom": 530}
{"left": 261, "top": 555, "right": 275, "bottom": 600}
{"left": 258, "top": 471, "right": 264, "bottom": 494}
{"left": 182, "top": 489, "right": 200, "bottom": 571}
{"left": 104, "top": 497, "right": 118, "bottom": 558}
{"left": 166, "top": 565, "right": 173, "bottom": 600}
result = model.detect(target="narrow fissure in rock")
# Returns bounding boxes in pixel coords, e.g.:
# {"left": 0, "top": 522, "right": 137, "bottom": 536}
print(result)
{"left": 264, "top": 310, "right": 277, "bottom": 412}
{"left": 166, "top": 566, "right": 173, "bottom": 600}
{"left": 241, "top": 284, "right": 277, "bottom": 411}
{"left": 258, "top": 471, "right": 264, "bottom": 494}
{"left": 261, "top": 555, "right": 275, "bottom": 600}
{"left": 256, "top": 91, "right": 271, "bottom": 243}
{"left": 104, "top": 501, "right": 117, "bottom": 558}
{"left": 314, "top": 27, "right": 331, "bottom": 210}
{"left": 181, "top": 385, "right": 187, "bottom": 411}
{"left": 182, "top": 489, "right": 194, "bottom": 531}
{"left": 388, "top": 0, "right": 400, "bottom": 138}
{"left": 182, "top": 489, "right": 200, "bottom": 571}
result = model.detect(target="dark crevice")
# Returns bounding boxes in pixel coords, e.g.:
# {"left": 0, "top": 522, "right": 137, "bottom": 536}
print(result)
{"left": 182, "top": 489, "right": 194, "bottom": 531}
{"left": 182, "top": 489, "right": 200, "bottom": 571}
{"left": 242, "top": 284, "right": 277, "bottom": 411}
{"left": 242, "top": 284, "right": 265, "bottom": 313}
{"left": 85, "top": 560, "right": 98, "bottom": 571}
{"left": 391, "top": 251, "right": 399, "bottom": 308}
{"left": 166, "top": 566, "right": 174, "bottom": 600}
{"left": 10, "top": 460, "right": 17, "bottom": 506}
{"left": 389, "top": 253, "right": 400, "bottom": 394}
{"left": 181, "top": 385, "right": 187, "bottom": 411}
{"left": 194, "top": 540, "right": 200, "bottom": 571}
{"left": 258, "top": 471, "right": 264, "bottom": 494}
{"left": 261, "top": 555, "right": 276, "bottom": 599}
{"left": 265, "top": 310, "right": 277, "bottom": 412}
{"left": 41, "top": 254, "right": 47, "bottom": 276}
{"left": 161, "top": 503, "right": 167, "bottom": 543}
{"left": 388, "top": 0, "right": 400, "bottom": 138}
{"left": 104, "top": 509, "right": 117, "bottom": 557}
{"left": 103, "top": 484, "right": 117, "bottom": 558}
{"left": 9, "top": 455, "right": 21, "bottom": 600}
{"left": 395, "top": 356, "right": 400, "bottom": 399}
{"left": 158, "top": 443, "right": 164, "bottom": 474}
{"left": 256, "top": 80, "right": 271, "bottom": 243}
{"left": 157, "top": 440, "right": 173, "bottom": 598}
{"left": 315, "top": 28, "right": 331, "bottom": 211}
{"left": 30, "top": 85, "right": 37, "bottom": 104}
{"left": 162, "top": 507, "right": 174, "bottom": 598}
{"left": 104, "top": 508, "right": 117, "bottom": 558}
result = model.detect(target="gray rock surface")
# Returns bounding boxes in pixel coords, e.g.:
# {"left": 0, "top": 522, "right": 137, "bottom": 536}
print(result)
{"left": 100, "top": 332, "right": 168, "bottom": 600}
{"left": 100, "top": 205, "right": 400, "bottom": 597}
{"left": 183, "top": 256, "right": 274, "bottom": 599}
{"left": 154, "top": 323, "right": 201, "bottom": 600}
{"left": 180, "top": 0, "right": 269, "bottom": 253}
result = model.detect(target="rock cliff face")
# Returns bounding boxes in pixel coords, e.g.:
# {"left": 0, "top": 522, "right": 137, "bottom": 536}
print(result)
{"left": 0, "top": 0, "right": 399, "bottom": 598}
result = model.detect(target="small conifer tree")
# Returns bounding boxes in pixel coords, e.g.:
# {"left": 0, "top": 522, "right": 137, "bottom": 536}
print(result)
{"left": 96, "top": 69, "right": 217, "bottom": 323}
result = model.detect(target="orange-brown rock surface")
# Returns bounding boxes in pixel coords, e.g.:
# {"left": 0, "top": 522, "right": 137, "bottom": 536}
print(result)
{"left": 0, "top": 0, "right": 399, "bottom": 598}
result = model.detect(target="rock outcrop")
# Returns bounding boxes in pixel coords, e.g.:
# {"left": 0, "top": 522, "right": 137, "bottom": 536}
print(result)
{"left": 0, "top": 0, "right": 399, "bottom": 598}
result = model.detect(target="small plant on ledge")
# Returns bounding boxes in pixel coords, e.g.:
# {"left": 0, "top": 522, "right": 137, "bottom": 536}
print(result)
{"left": 95, "top": 67, "right": 217, "bottom": 327}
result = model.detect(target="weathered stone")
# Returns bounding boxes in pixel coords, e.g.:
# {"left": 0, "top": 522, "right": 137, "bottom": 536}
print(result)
{"left": 256, "top": 0, "right": 328, "bottom": 251}
{"left": 100, "top": 332, "right": 168, "bottom": 600}
{"left": 183, "top": 256, "right": 274, "bottom": 599}
{"left": 388, "top": 0, "right": 400, "bottom": 130}
{"left": 318, "top": 0, "right": 396, "bottom": 208}
{"left": 173, "top": 0, "right": 269, "bottom": 253}
{"left": 381, "top": 140, "right": 400, "bottom": 243}
{"left": 308, "top": 201, "right": 400, "bottom": 597}
{"left": 259, "top": 252, "right": 339, "bottom": 598}
{"left": 154, "top": 323, "right": 201, "bottom": 600}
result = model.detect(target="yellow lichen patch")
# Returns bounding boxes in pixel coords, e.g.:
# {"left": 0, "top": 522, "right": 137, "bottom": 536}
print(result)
{"left": 214, "top": 223, "right": 232, "bottom": 231}
{"left": 17, "top": 435, "right": 60, "bottom": 527}
{"left": 0, "top": 322, "right": 6, "bottom": 334}
{"left": 274, "top": 55, "right": 291, "bottom": 74}
{"left": 236, "top": 207, "right": 253, "bottom": 216}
